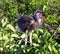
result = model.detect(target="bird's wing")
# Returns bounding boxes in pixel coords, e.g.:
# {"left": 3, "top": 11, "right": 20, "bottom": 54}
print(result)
{"left": 17, "top": 15, "right": 35, "bottom": 32}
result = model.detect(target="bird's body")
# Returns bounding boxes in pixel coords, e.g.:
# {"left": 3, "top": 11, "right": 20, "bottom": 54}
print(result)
{"left": 17, "top": 15, "right": 42, "bottom": 32}
{"left": 17, "top": 10, "right": 45, "bottom": 46}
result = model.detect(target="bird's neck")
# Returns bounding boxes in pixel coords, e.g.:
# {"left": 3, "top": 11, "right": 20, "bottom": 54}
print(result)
{"left": 36, "top": 16, "right": 41, "bottom": 23}
{"left": 33, "top": 16, "right": 42, "bottom": 23}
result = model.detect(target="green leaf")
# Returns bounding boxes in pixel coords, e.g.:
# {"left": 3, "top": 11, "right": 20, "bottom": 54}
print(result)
{"left": 6, "top": 24, "right": 15, "bottom": 32}
{"left": 33, "top": 43, "right": 39, "bottom": 47}
{"left": 1, "top": 17, "right": 8, "bottom": 27}
{"left": 0, "top": 37, "right": 2, "bottom": 40}
{"left": 21, "top": 33, "right": 26, "bottom": 38}
{"left": 11, "top": 34, "right": 18, "bottom": 38}
{"left": 32, "top": 33, "right": 38, "bottom": 40}
{"left": 0, "top": 47, "right": 3, "bottom": 51}
{"left": 43, "top": 5, "right": 47, "bottom": 11}
{"left": 57, "top": 28, "right": 60, "bottom": 33}
{"left": 52, "top": 46, "right": 58, "bottom": 54}
{"left": 48, "top": 45, "right": 52, "bottom": 52}
{"left": 4, "top": 36, "right": 9, "bottom": 40}
{"left": 37, "top": 29, "right": 43, "bottom": 33}
{"left": 0, "top": 32, "right": 2, "bottom": 37}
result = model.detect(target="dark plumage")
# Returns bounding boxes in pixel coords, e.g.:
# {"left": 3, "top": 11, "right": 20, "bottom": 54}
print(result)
{"left": 18, "top": 15, "right": 42, "bottom": 32}
{"left": 17, "top": 10, "right": 45, "bottom": 46}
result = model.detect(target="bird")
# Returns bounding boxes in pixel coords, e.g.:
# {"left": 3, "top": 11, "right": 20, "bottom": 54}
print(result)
{"left": 16, "top": 10, "right": 45, "bottom": 46}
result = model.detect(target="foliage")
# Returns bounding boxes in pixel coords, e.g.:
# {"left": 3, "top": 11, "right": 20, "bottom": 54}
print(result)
{"left": 0, "top": 0, "right": 60, "bottom": 54}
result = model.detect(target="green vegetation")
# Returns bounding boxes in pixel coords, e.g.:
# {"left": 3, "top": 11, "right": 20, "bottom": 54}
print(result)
{"left": 0, "top": 0, "right": 60, "bottom": 54}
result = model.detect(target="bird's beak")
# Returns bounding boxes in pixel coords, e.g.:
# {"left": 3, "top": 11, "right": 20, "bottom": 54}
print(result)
{"left": 41, "top": 15, "right": 45, "bottom": 19}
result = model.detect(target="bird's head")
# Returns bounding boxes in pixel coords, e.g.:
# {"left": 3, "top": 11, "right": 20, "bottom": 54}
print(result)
{"left": 34, "top": 10, "right": 45, "bottom": 23}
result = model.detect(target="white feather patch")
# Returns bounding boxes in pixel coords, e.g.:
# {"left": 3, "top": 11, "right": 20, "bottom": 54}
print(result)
{"left": 36, "top": 13, "right": 41, "bottom": 23}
